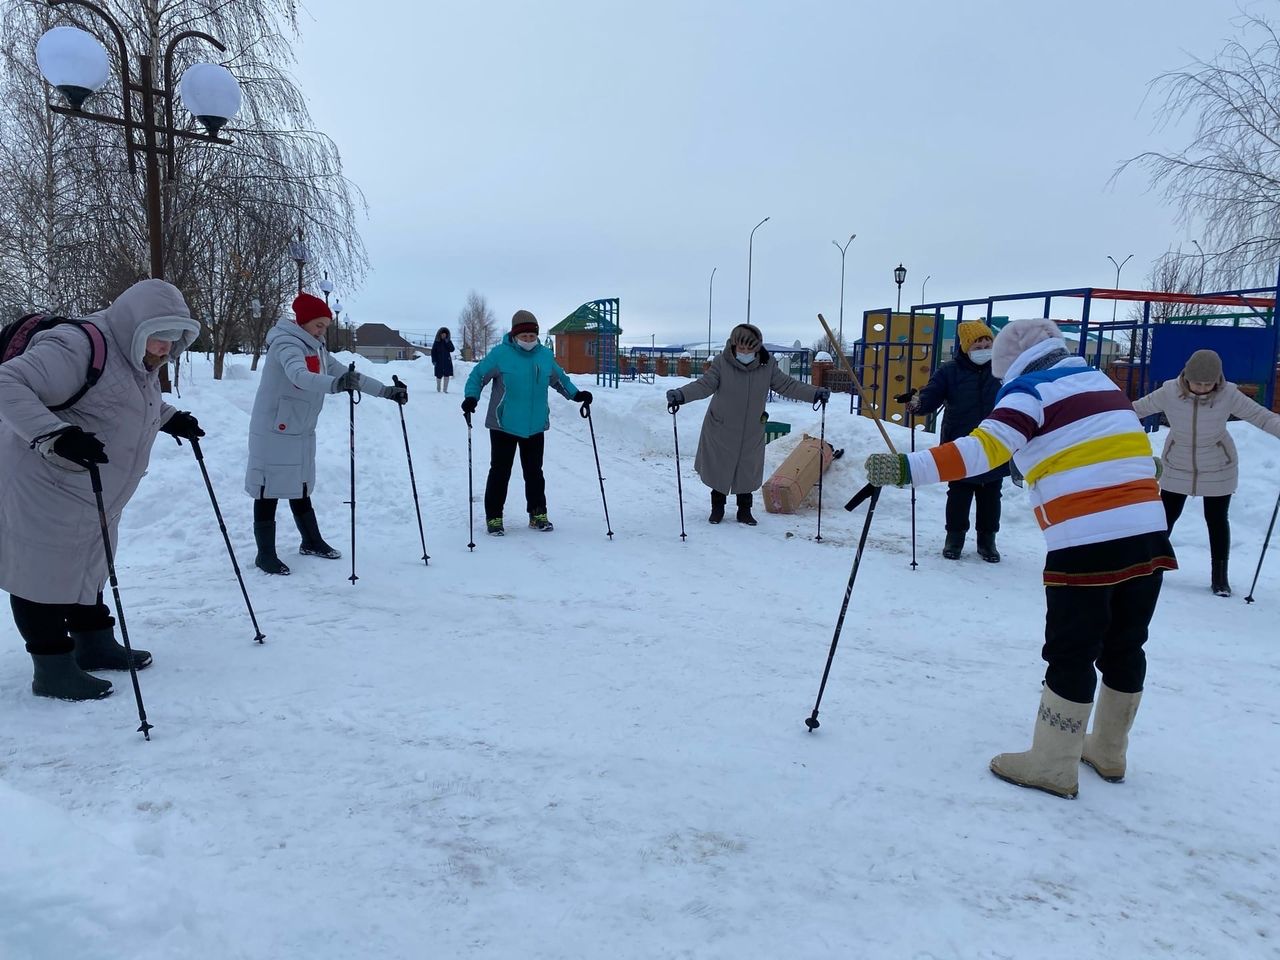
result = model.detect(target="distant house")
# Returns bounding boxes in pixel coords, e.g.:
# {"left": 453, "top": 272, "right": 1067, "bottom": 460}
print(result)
{"left": 354, "top": 323, "right": 420, "bottom": 363}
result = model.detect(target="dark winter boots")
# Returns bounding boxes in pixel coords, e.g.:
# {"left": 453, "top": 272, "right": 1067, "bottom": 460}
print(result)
{"left": 1211, "top": 555, "right": 1232, "bottom": 598}
{"left": 976, "top": 531, "right": 1001, "bottom": 564}
{"left": 709, "top": 490, "right": 727, "bottom": 524}
{"left": 736, "top": 493, "right": 757, "bottom": 526}
{"left": 72, "top": 627, "right": 151, "bottom": 672}
{"left": 529, "top": 512, "right": 554, "bottom": 531}
{"left": 30, "top": 653, "right": 113, "bottom": 701}
{"left": 942, "top": 530, "right": 964, "bottom": 560}
{"left": 254, "top": 521, "right": 291, "bottom": 576}
{"left": 295, "top": 508, "right": 342, "bottom": 559}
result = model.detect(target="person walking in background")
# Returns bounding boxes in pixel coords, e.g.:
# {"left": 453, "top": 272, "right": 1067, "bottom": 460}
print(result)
{"left": 461, "top": 310, "right": 591, "bottom": 535}
{"left": 864, "top": 318, "right": 1174, "bottom": 799}
{"left": 245, "top": 293, "right": 407, "bottom": 575}
{"left": 666, "top": 323, "right": 829, "bottom": 525}
{"left": 907, "top": 320, "right": 1006, "bottom": 562}
{"left": 0, "top": 280, "right": 202, "bottom": 700}
{"left": 1133, "top": 348, "right": 1280, "bottom": 597}
{"left": 432, "top": 326, "right": 455, "bottom": 393}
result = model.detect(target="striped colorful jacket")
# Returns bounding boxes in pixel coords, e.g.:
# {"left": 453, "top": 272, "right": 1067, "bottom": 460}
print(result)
{"left": 906, "top": 357, "right": 1166, "bottom": 551}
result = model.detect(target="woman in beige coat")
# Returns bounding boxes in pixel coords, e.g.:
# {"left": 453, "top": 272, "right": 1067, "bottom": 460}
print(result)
{"left": 1133, "top": 348, "right": 1280, "bottom": 597}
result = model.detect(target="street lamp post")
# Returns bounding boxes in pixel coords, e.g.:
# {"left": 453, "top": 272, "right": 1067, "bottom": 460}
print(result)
{"left": 746, "top": 216, "right": 770, "bottom": 328}
{"left": 832, "top": 233, "right": 855, "bottom": 354}
{"left": 1107, "top": 253, "right": 1133, "bottom": 323}
{"left": 288, "top": 226, "right": 309, "bottom": 294}
{"left": 35, "top": 3, "right": 242, "bottom": 282}
{"left": 319, "top": 270, "right": 334, "bottom": 306}
{"left": 921, "top": 275, "right": 931, "bottom": 307}
{"left": 894, "top": 264, "right": 907, "bottom": 313}
{"left": 707, "top": 266, "right": 716, "bottom": 359}
{"left": 1191, "top": 240, "right": 1206, "bottom": 293}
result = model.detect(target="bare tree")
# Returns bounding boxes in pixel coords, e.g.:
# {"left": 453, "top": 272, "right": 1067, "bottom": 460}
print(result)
{"left": 1122, "top": 11, "right": 1280, "bottom": 285}
{"left": 458, "top": 290, "right": 497, "bottom": 359}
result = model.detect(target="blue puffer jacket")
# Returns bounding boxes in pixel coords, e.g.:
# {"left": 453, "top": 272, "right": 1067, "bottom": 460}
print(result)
{"left": 465, "top": 335, "right": 581, "bottom": 438}
{"left": 914, "top": 348, "right": 1007, "bottom": 485}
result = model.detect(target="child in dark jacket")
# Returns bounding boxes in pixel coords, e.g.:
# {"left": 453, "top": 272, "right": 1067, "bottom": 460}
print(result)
{"left": 908, "top": 320, "right": 1005, "bottom": 562}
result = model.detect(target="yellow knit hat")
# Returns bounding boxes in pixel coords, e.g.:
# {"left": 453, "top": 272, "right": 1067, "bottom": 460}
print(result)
{"left": 957, "top": 321, "right": 995, "bottom": 354}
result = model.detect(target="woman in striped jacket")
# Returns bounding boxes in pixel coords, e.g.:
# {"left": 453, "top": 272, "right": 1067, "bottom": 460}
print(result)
{"left": 864, "top": 318, "right": 1175, "bottom": 800}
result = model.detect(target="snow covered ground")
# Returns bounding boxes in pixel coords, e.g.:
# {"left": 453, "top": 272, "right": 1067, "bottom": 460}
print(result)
{"left": 1, "top": 353, "right": 1277, "bottom": 959}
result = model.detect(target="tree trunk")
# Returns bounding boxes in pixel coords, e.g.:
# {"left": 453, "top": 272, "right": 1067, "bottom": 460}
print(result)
{"left": 251, "top": 350, "right": 261, "bottom": 371}
{"left": 214, "top": 350, "right": 225, "bottom": 380}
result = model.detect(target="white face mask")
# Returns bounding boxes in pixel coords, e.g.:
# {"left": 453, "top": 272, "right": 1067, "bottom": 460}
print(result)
{"left": 968, "top": 348, "right": 993, "bottom": 365}
{"left": 736, "top": 351, "right": 756, "bottom": 364}
{"left": 517, "top": 339, "right": 538, "bottom": 351}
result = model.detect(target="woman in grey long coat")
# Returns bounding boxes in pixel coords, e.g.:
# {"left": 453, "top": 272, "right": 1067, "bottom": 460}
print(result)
{"left": 666, "top": 323, "right": 829, "bottom": 525}
{"left": 1133, "top": 348, "right": 1280, "bottom": 597}
{"left": 0, "top": 279, "right": 202, "bottom": 700}
{"left": 246, "top": 293, "right": 407, "bottom": 575}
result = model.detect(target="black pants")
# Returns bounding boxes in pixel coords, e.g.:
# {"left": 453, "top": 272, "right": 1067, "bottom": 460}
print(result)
{"left": 485, "top": 430, "right": 546, "bottom": 520}
{"left": 1042, "top": 572, "right": 1164, "bottom": 703}
{"left": 254, "top": 495, "right": 314, "bottom": 523}
{"left": 10, "top": 593, "right": 112, "bottom": 656}
{"left": 945, "top": 480, "right": 1002, "bottom": 534}
{"left": 1162, "top": 490, "right": 1230, "bottom": 563}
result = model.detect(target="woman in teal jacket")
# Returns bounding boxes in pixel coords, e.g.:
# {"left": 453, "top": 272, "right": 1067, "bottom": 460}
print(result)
{"left": 462, "top": 310, "right": 591, "bottom": 534}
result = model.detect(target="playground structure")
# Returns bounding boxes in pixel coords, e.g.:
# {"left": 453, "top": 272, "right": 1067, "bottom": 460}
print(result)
{"left": 846, "top": 271, "right": 1280, "bottom": 428}
{"left": 548, "top": 299, "right": 621, "bottom": 387}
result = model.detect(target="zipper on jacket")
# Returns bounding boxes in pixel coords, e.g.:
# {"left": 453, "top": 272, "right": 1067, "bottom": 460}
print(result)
{"left": 1190, "top": 398, "right": 1199, "bottom": 495}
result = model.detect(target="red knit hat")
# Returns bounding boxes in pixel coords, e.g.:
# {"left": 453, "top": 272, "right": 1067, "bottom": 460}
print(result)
{"left": 293, "top": 293, "right": 332, "bottom": 326}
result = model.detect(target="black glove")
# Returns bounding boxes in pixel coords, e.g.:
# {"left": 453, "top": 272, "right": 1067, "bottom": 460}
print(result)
{"left": 813, "top": 387, "right": 831, "bottom": 405}
{"left": 160, "top": 411, "right": 204, "bottom": 440}
{"left": 461, "top": 396, "right": 479, "bottom": 416}
{"left": 330, "top": 369, "right": 360, "bottom": 394}
{"left": 665, "top": 389, "right": 683, "bottom": 408}
{"left": 575, "top": 390, "right": 593, "bottom": 406}
{"left": 51, "top": 426, "right": 108, "bottom": 467}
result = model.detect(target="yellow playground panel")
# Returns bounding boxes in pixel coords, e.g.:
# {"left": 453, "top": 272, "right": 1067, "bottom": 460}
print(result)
{"left": 859, "top": 310, "right": 936, "bottom": 426}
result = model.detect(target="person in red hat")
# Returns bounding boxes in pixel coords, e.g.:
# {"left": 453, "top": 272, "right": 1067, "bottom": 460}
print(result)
{"left": 243, "top": 292, "right": 408, "bottom": 575}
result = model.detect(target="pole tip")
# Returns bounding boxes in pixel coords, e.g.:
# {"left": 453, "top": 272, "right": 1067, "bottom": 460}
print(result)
{"left": 804, "top": 716, "right": 820, "bottom": 731}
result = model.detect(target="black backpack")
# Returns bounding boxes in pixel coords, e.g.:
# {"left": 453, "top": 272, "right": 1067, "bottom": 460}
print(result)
{"left": 0, "top": 313, "right": 108, "bottom": 411}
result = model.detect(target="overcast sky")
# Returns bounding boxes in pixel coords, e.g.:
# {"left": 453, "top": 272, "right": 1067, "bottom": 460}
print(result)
{"left": 287, "top": 0, "right": 1253, "bottom": 346}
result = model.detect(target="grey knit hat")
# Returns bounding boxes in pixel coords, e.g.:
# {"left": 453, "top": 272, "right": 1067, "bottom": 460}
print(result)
{"left": 1183, "top": 349, "right": 1223, "bottom": 384}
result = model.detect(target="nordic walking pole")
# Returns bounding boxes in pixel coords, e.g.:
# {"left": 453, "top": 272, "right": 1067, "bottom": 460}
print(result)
{"left": 817, "top": 313, "right": 897, "bottom": 454}
{"left": 1245, "top": 487, "right": 1280, "bottom": 604}
{"left": 805, "top": 482, "right": 882, "bottom": 733}
{"left": 895, "top": 388, "right": 920, "bottom": 571}
{"left": 392, "top": 375, "right": 429, "bottom": 565}
{"left": 188, "top": 437, "right": 266, "bottom": 643}
{"left": 87, "top": 462, "right": 153, "bottom": 740}
{"left": 580, "top": 401, "right": 614, "bottom": 539}
{"left": 815, "top": 395, "right": 827, "bottom": 542}
{"left": 670, "top": 401, "right": 688, "bottom": 541}
{"left": 465, "top": 410, "right": 476, "bottom": 552}
{"left": 345, "top": 362, "right": 360, "bottom": 585}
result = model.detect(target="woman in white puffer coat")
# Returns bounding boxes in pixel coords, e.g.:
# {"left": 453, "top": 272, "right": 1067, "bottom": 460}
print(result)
{"left": 1133, "top": 348, "right": 1280, "bottom": 597}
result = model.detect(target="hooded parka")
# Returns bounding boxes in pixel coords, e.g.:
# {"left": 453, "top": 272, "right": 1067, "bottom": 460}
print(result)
{"left": 245, "top": 317, "right": 387, "bottom": 500}
{"left": 0, "top": 280, "right": 200, "bottom": 604}
{"left": 680, "top": 333, "right": 822, "bottom": 494}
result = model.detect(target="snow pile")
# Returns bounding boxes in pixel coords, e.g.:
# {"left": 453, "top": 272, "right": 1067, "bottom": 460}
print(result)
{"left": 0, "top": 354, "right": 1276, "bottom": 958}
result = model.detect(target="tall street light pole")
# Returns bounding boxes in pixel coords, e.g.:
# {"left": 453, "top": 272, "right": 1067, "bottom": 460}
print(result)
{"left": 921, "top": 275, "right": 931, "bottom": 307}
{"left": 36, "top": 2, "right": 242, "bottom": 281}
{"left": 288, "top": 226, "right": 309, "bottom": 294}
{"left": 1107, "top": 253, "right": 1134, "bottom": 323}
{"left": 894, "top": 264, "right": 907, "bottom": 313}
{"left": 746, "top": 216, "right": 770, "bottom": 328}
{"left": 707, "top": 266, "right": 716, "bottom": 358}
{"left": 832, "top": 233, "right": 855, "bottom": 353}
